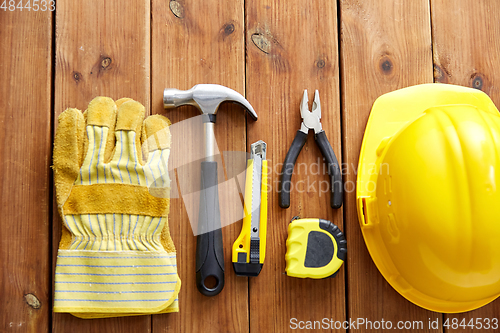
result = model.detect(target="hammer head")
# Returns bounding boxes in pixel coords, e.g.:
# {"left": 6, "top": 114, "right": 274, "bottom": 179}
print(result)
{"left": 163, "top": 84, "right": 258, "bottom": 121}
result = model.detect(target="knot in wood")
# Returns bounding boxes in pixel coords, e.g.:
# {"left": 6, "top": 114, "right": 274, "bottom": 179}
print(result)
{"left": 169, "top": 1, "right": 184, "bottom": 18}
{"left": 72, "top": 71, "right": 81, "bottom": 82}
{"left": 472, "top": 75, "right": 483, "bottom": 90}
{"left": 101, "top": 57, "right": 112, "bottom": 70}
{"left": 251, "top": 33, "right": 271, "bottom": 54}
{"left": 380, "top": 58, "right": 393, "bottom": 74}
{"left": 316, "top": 59, "right": 326, "bottom": 69}
{"left": 224, "top": 23, "right": 235, "bottom": 36}
{"left": 24, "top": 294, "right": 41, "bottom": 309}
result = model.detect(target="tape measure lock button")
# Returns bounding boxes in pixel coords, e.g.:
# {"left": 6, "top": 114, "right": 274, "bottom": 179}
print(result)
{"left": 285, "top": 218, "right": 346, "bottom": 279}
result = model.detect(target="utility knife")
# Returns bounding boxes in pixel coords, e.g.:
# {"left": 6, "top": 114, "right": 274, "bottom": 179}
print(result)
{"left": 232, "top": 140, "right": 268, "bottom": 276}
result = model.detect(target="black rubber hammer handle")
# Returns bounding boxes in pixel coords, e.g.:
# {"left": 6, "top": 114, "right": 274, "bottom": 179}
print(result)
{"left": 196, "top": 161, "right": 225, "bottom": 296}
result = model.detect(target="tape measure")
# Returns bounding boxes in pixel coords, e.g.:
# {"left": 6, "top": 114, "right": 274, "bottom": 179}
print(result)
{"left": 285, "top": 218, "right": 346, "bottom": 279}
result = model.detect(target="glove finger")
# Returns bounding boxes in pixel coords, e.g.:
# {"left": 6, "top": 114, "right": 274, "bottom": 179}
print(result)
{"left": 143, "top": 115, "right": 171, "bottom": 192}
{"left": 85, "top": 96, "right": 117, "bottom": 162}
{"left": 115, "top": 100, "right": 146, "bottom": 164}
{"left": 142, "top": 115, "right": 176, "bottom": 254}
{"left": 143, "top": 115, "right": 172, "bottom": 155}
{"left": 53, "top": 108, "right": 85, "bottom": 208}
{"left": 79, "top": 97, "right": 117, "bottom": 185}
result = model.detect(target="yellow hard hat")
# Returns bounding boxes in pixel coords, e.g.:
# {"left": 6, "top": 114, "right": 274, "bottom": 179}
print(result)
{"left": 357, "top": 83, "right": 500, "bottom": 313}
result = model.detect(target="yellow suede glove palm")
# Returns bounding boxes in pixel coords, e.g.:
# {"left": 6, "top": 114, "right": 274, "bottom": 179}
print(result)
{"left": 53, "top": 97, "right": 180, "bottom": 317}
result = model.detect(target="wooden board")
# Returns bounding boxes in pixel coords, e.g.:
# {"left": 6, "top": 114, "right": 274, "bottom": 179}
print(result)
{"left": 4, "top": 0, "right": 500, "bottom": 331}
{"left": 432, "top": 0, "right": 500, "bottom": 102}
{"left": 151, "top": 1, "right": 248, "bottom": 332}
{"left": 0, "top": 9, "right": 52, "bottom": 333}
{"left": 340, "top": 1, "right": 439, "bottom": 332}
{"left": 52, "top": 0, "right": 151, "bottom": 332}
{"left": 245, "top": 1, "right": 345, "bottom": 331}
{"left": 431, "top": 0, "right": 500, "bottom": 330}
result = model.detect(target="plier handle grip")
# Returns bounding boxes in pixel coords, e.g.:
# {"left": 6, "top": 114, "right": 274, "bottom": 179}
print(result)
{"left": 279, "top": 90, "right": 343, "bottom": 209}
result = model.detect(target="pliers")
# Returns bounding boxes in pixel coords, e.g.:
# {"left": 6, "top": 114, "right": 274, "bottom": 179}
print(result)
{"left": 279, "top": 90, "right": 343, "bottom": 209}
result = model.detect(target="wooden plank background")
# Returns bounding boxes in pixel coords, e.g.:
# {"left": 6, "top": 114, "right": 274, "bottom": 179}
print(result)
{"left": 52, "top": 0, "right": 151, "bottom": 332}
{"left": 0, "top": 7, "right": 52, "bottom": 333}
{"left": 245, "top": 1, "right": 345, "bottom": 332}
{"left": 1, "top": 0, "right": 500, "bottom": 332}
{"left": 341, "top": 1, "right": 437, "bottom": 332}
{"left": 151, "top": 0, "right": 248, "bottom": 332}
{"left": 431, "top": 1, "right": 500, "bottom": 331}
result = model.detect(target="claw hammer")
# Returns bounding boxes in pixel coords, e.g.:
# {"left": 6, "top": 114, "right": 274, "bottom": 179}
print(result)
{"left": 163, "top": 84, "right": 258, "bottom": 296}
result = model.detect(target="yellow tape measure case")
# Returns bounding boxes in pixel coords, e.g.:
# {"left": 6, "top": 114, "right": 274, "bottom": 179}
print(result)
{"left": 285, "top": 218, "right": 346, "bottom": 279}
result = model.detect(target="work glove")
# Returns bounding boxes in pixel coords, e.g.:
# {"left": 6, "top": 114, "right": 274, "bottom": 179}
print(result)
{"left": 53, "top": 97, "right": 180, "bottom": 317}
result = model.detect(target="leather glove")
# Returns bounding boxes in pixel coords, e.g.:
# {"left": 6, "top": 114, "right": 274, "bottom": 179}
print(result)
{"left": 53, "top": 97, "right": 180, "bottom": 316}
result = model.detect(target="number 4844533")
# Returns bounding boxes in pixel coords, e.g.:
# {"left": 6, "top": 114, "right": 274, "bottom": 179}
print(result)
{"left": 443, "top": 317, "right": 498, "bottom": 330}
{"left": 1, "top": 0, "right": 55, "bottom": 11}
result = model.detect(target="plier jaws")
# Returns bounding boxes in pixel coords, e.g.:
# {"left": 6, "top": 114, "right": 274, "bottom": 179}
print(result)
{"left": 300, "top": 89, "right": 323, "bottom": 134}
{"left": 279, "top": 90, "right": 343, "bottom": 210}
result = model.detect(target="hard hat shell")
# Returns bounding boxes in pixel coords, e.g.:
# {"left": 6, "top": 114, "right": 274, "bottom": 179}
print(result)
{"left": 357, "top": 83, "right": 500, "bottom": 313}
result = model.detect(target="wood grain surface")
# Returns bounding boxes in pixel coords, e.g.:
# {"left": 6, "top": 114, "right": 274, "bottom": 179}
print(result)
{"left": 151, "top": 1, "right": 248, "bottom": 332}
{"left": 3, "top": 0, "right": 500, "bottom": 332}
{"left": 340, "top": 1, "right": 438, "bottom": 332}
{"left": 52, "top": 0, "right": 151, "bottom": 332}
{"left": 431, "top": 0, "right": 500, "bottom": 331}
{"left": 0, "top": 8, "right": 52, "bottom": 333}
{"left": 245, "top": 0, "right": 345, "bottom": 332}
{"left": 432, "top": 0, "right": 500, "bottom": 102}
